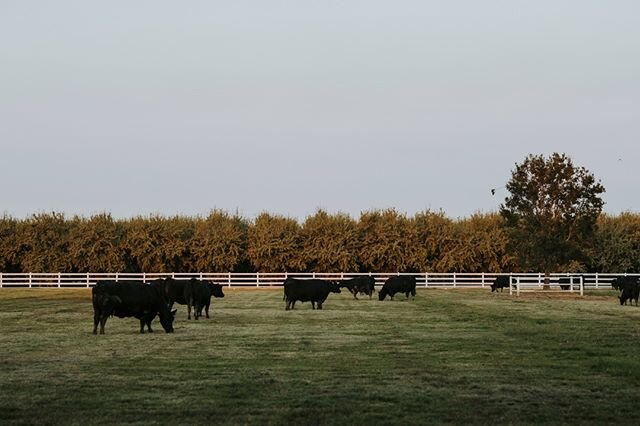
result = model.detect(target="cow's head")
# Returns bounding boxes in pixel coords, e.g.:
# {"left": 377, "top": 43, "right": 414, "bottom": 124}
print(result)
{"left": 159, "top": 309, "right": 176, "bottom": 333}
{"left": 378, "top": 288, "right": 389, "bottom": 301}
{"left": 338, "top": 280, "right": 350, "bottom": 289}
{"left": 208, "top": 282, "right": 225, "bottom": 298}
{"left": 329, "top": 282, "right": 342, "bottom": 293}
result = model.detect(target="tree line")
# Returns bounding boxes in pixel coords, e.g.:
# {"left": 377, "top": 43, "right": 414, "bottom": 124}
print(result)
{"left": 0, "top": 209, "right": 638, "bottom": 273}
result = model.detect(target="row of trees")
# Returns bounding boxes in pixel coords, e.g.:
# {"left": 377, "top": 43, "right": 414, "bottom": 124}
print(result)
{"left": 0, "top": 210, "right": 513, "bottom": 273}
{"left": 0, "top": 209, "right": 638, "bottom": 273}
{"left": 0, "top": 153, "right": 634, "bottom": 273}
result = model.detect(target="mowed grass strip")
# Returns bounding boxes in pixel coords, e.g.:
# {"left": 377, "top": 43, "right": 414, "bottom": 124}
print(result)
{"left": 1, "top": 288, "right": 639, "bottom": 425}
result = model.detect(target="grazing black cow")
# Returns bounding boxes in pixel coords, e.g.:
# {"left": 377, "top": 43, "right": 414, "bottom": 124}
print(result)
{"left": 92, "top": 280, "right": 176, "bottom": 335}
{"left": 192, "top": 280, "right": 225, "bottom": 319}
{"left": 161, "top": 278, "right": 197, "bottom": 320}
{"left": 616, "top": 276, "right": 640, "bottom": 306}
{"left": 558, "top": 275, "right": 584, "bottom": 291}
{"left": 378, "top": 276, "right": 416, "bottom": 301}
{"left": 283, "top": 278, "right": 341, "bottom": 310}
{"left": 339, "top": 276, "right": 376, "bottom": 300}
{"left": 490, "top": 276, "right": 510, "bottom": 293}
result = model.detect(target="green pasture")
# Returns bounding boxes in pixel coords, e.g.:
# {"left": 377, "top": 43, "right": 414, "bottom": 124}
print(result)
{"left": 1, "top": 288, "right": 639, "bottom": 425}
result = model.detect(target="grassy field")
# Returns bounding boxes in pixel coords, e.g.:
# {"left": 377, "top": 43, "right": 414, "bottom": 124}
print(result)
{"left": 1, "top": 288, "right": 639, "bottom": 425}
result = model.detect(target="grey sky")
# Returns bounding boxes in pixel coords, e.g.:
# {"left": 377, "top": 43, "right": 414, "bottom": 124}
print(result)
{"left": 1, "top": 1, "right": 639, "bottom": 220}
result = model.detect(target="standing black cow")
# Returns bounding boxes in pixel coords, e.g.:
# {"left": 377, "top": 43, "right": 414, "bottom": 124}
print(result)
{"left": 92, "top": 280, "right": 176, "bottom": 335}
{"left": 616, "top": 276, "right": 640, "bottom": 306}
{"left": 490, "top": 276, "right": 511, "bottom": 293}
{"left": 283, "top": 278, "right": 341, "bottom": 310}
{"left": 611, "top": 276, "right": 631, "bottom": 292}
{"left": 161, "top": 278, "right": 198, "bottom": 320}
{"left": 378, "top": 276, "right": 416, "bottom": 301}
{"left": 192, "top": 280, "right": 225, "bottom": 319}
{"left": 339, "top": 276, "right": 376, "bottom": 300}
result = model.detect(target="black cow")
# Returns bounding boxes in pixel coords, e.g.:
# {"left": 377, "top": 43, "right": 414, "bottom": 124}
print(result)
{"left": 611, "top": 276, "right": 630, "bottom": 292}
{"left": 283, "top": 278, "right": 341, "bottom": 310}
{"left": 339, "top": 276, "right": 376, "bottom": 300}
{"left": 490, "top": 276, "right": 510, "bottom": 293}
{"left": 616, "top": 276, "right": 640, "bottom": 306}
{"left": 192, "top": 280, "right": 225, "bottom": 319}
{"left": 558, "top": 275, "right": 584, "bottom": 291}
{"left": 161, "top": 278, "right": 197, "bottom": 320}
{"left": 92, "top": 280, "right": 176, "bottom": 335}
{"left": 378, "top": 276, "right": 416, "bottom": 301}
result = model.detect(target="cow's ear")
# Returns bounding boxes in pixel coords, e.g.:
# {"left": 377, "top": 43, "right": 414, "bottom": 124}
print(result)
{"left": 171, "top": 309, "right": 177, "bottom": 317}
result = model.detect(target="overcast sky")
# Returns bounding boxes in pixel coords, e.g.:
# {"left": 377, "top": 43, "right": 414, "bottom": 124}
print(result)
{"left": 1, "top": 1, "right": 639, "bottom": 220}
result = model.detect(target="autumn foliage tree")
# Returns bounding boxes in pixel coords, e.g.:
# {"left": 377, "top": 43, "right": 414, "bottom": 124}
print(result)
{"left": 120, "top": 216, "right": 194, "bottom": 272}
{"left": 189, "top": 210, "right": 249, "bottom": 272}
{"left": 19, "top": 212, "right": 73, "bottom": 272}
{"left": 67, "top": 213, "right": 125, "bottom": 272}
{"left": 247, "top": 213, "right": 305, "bottom": 272}
{"left": 500, "top": 153, "right": 605, "bottom": 272}
{"left": 0, "top": 215, "right": 23, "bottom": 272}
{"left": 591, "top": 213, "right": 640, "bottom": 273}
{"left": 357, "top": 209, "right": 412, "bottom": 272}
{"left": 300, "top": 210, "right": 359, "bottom": 272}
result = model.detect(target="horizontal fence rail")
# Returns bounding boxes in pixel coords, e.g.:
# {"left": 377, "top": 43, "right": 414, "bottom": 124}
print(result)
{"left": 0, "top": 272, "right": 635, "bottom": 290}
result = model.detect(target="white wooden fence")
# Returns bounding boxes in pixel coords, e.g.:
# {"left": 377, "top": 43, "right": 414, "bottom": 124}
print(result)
{"left": 0, "top": 272, "right": 634, "bottom": 290}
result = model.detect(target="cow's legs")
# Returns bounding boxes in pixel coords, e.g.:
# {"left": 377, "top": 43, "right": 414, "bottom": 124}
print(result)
{"left": 285, "top": 298, "right": 290, "bottom": 310}
{"left": 139, "top": 319, "right": 146, "bottom": 334}
{"left": 205, "top": 303, "right": 210, "bottom": 318}
{"left": 317, "top": 302, "right": 323, "bottom": 310}
{"left": 311, "top": 301, "right": 316, "bottom": 310}
{"left": 99, "top": 315, "right": 108, "bottom": 335}
{"left": 194, "top": 302, "right": 200, "bottom": 320}
{"left": 93, "top": 309, "right": 100, "bottom": 335}
{"left": 187, "top": 301, "right": 192, "bottom": 320}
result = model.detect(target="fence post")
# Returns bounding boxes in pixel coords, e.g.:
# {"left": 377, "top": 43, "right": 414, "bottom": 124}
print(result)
{"left": 570, "top": 276, "right": 574, "bottom": 293}
{"left": 143, "top": 272, "right": 146, "bottom": 283}
{"left": 0, "top": 272, "right": 2, "bottom": 288}
{"left": 228, "top": 272, "right": 231, "bottom": 288}
{"left": 580, "top": 276, "right": 584, "bottom": 296}
{"left": 425, "top": 272, "right": 428, "bottom": 288}
{"left": 312, "top": 272, "right": 316, "bottom": 279}
{"left": 481, "top": 272, "right": 485, "bottom": 288}
{"left": 86, "top": 272, "right": 90, "bottom": 288}
{"left": 595, "top": 272, "right": 599, "bottom": 289}
{"left": 517, "top": 278, "right": 520, "bottom": 296}
{"left": 257, "top": 272, "right": 260, "bottom": 288}
{"left": 199, "top": 272, "right": 203, "bottom": 281}
{"left": 115, "top": 272, "right": 119, "bottom": 282}
{"left": 58, "top": 272, "right": 61, "bottom": 288}
{"left": 172, "top": 272, "right": 175, "bottom": 279}
{"left": 453, "top": 272, "right": 456, "bottom": 288}
{"left": 509, "top": 276, "right": 513, "bottom": 296}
